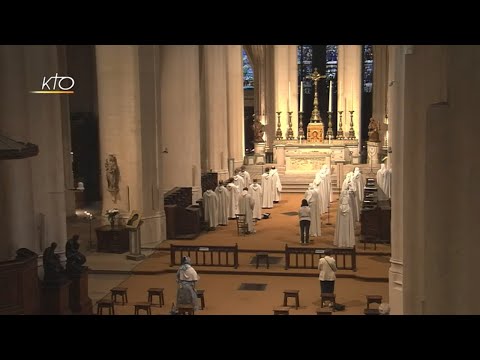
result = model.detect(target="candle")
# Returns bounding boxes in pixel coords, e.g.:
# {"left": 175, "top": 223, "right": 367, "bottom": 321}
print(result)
{"left": 288, "top": 81, "right": 291, "bottom": 111}
{"left": 300, "top": 81, "right": 303, "bottom": 112}
{"left": 344, "top": 97, "right": 347, "bottom": 114}
{"left": 328, "top": 80, "right": 333, "bottom": 112}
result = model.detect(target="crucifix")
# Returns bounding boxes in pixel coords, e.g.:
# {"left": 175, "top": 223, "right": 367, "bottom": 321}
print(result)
{"left": 306, "top": 67, "right": 326, "bottom": 123}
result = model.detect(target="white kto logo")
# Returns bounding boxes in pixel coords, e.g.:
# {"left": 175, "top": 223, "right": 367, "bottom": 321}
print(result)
{"left": 30, "top": 73, "right": 75, "bottom": 94}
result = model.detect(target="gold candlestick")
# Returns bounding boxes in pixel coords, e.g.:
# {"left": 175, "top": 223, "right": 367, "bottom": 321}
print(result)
{"left": 298, "top": 111, "right": 305, "bottom": 139}
{"left": 326, "top": 111, "right": 334, "bottom": 138}
{"left": 337, "top": 110, "right": 344, "bottom": 139}
{"left": 286, "top": 111, "right": 294, "bottom": 140}
{"left": 348, "top": 110, "right": 356, "bottom": 140}
{"left": 275, "top": 111, "right": 283, "bottom": 140}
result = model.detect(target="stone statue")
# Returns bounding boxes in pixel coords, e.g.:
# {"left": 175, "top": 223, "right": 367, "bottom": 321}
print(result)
{"left": 43, "top": 242, "right": 66, "bottom": 283}
{"left": 368, "top": 118, "right": 380, "bottom": 142}
{"left": 252, "top": 115, "right": 265, "bottom": 143}
{"left": 105, "top": 154, "right": 120, "bottom": 202}
{"left": 66, "top": 235, "right": 87, "bottom": 275}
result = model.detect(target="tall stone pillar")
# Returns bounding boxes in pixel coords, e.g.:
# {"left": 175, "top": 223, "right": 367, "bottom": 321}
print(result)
{"left": 400, "top": 45, "right": 480, "bottom": 314}
{"left": 57, "top": 45, "right": 76, "bottom": 217}
{"left": 201, "top": 45, "right": 229, "bottom": 180}
{"left": 372, "top": 45, "right": 388, "bottom": 150}
{"left": 226, "top": 45, "right": 245, "bottom": 169}
{"left": 23, "top": 45, "right": 68, "bottom": 255}
{"left": 265, "top": 45, "right": 276, "bottom": 152}
{"left": 387, "top": 45, "right": 405, "bottom": 314}
{"left": 338, "top": 45, "right": 362, "bottom": 146}
{"left": 273, "top": 45, "right": 289, "bottom": 139}
{"left": 96, "top": 45, "right": 164, "bottom": 245}
{"left": 159, "top": 45, "right": 202, "bottom": 202}
{"left": 0, "top": 46, "right": 36, "bottom": 260}
{"left": 288, "top": 45, "right": 299, "bottom": 139}
{"left": 336, "top": 45, "right": 346, "bottom": 135}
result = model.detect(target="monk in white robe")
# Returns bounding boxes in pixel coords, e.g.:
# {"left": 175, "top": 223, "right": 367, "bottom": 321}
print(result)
{"left": 334, "top": 190, "right": 355, "bottom": 248}
{"left": 261, "top": 167, "right": 274, "bottom": 209}
{"left": 239, "top": 166, "right": 251, "bottom": 188}
{"left": 352, "top": 167, "right": 365, "bottom": 202}
{"left": 225, "top": 179, "right": 240, "bottom": 219}
{"left": 304, "top": 183, "right": 321, "bottom": 237}
{"left": 270, "top": 166, "right": 282, "bottom": 203}
{"left": 248, "top": 179, "right": 263, "bottom": 220}
{"left": 233, "top": 170, "right": 245, "bottom": 190}
{"left": 215, "top": 181, "right": 230, "bottom": 225}
{"left": 203, "top": 189, "right": 219, "bottom": 228}
{"left": 238, "top": 188, "right": 256, "bottom": 233}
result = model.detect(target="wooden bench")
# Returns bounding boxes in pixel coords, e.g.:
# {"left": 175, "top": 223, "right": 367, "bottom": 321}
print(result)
{"left": 316, "top": 308, "right": 333, "bottom": 315}
{"left": 273, "top": 306, "right": 290, "bottom": 315}
{"left": 366, "top": 295, "right": 382, "bottom": 309}
{"left": 256, "top": 252, "right": 269, "bottom": 269}
{"left": 196, "top": 289, "right": 205, "bottom": 310}
{"left": 134, "top": 302, "right": 152, "bottom": 315}
{"left": 283, "top": 290, "right": 300, "bottom": 309}
{"left": 110, "top": 287, "right": 128, "bottom": 305}
{"left": 97, "top": 299, "right": 115, "bottom": 315}
{"left": 147, "top": 288, "right": 165, "bottom": 307}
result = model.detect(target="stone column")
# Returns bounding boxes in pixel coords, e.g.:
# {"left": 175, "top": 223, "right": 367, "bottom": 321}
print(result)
{"left": 288, "top": 45, "right": 299, "bottom": 139}
{"left": 226, "top": 45, "right": 245, "bottom": 169}
{"left": 339, "top": 45, "right": 362, "bottom": 146}
{"left": 372, "top": 45, "right": 388, "bottom": 150}
{"left": 96, "top": 45, "right": 164, "bottom": 245}
{"left": 0, "top": 46, "right": 36, "bottom": 261}
{"left": 201, "top": 45, "right": 229, "bottom": 180}
{"left": 57, "top": 45, "right": 76, "bottom": 217}
{"left": 159, "top": 45, "right": 202, "bottom": 202}
{"left": 336, "top": 45, "right": 346, "bottom": 135}
{"left": 265, "top": 45, "right": 276, "bottom": 152}
{"left": 24, "top": 45, "right": 68, "bottom": 255}
{"left": 387, "top": 45, "right": 406, "bottom": 315}
{"left": 273, "top": 45, "right": 289, "bottom": 139}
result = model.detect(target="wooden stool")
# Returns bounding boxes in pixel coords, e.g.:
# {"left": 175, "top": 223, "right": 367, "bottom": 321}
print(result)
{"left": 177, "top": 304, "right": 195, "bottom": 315}
{"left": 196, "top": 289, "right": 205, "bottom": 310}
{"left": 97, "top": 299, "right": 115, "bottom": 315}
{"left": 316, "top": 308, "right": 333, "bottom": 315}
{"left": 147, "top": 288, "right": 165, "bottom": 307}
{"left": 321, "top": 293, "right": 336, "bottom": 309}
{"left": 283, "top": 290, "right": 300, "bottom": 309}
{"left": 366, "top": 295, "right": 382, "bottom": 309}
{"left": 110, "top": 287, "right": 128, "bottom": 305}
{"left": 256, "top": 252, "right": 269, "bottom": 269}
{"left": 364, "top": 308, "right": 380, "bottom": 315}
{"left": 134, "top": 302, "right": 152, "bottom": 315}
{"left": 273, "top": 306, "right": 290, "bottom": 315}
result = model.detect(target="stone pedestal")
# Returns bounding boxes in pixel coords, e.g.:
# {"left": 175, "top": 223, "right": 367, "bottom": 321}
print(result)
{"left": 126, "top": 227, "right": 145, "bottom": 261}
{"left": 274, "top": 144, "right": 285, "bottom": 166}
{"left": 41, "top": 280, "right": 72, "bottom": 315}
{"left": 68, "top": 270, "right": 93, "bottom": 315}
{"left": 367, "top": 141, "right": 381, "bottom": 165}
{"left": 346, "top": 145, "right": 360, "bottom": 164}
{"left": 254, "top": 142, "right": 266, "bottom": 165}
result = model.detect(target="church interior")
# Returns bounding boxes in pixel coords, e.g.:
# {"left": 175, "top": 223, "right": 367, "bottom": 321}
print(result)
{"left": 1, "top": 45, "right": 479, "bottom": 315}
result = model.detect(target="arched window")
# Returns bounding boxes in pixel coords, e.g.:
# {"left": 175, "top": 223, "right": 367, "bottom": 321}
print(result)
{"left": 243, "top": 49, "right": 254, "bottom": 89}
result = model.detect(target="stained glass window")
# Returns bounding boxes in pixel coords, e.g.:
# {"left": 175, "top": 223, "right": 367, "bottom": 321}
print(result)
{"left": 298, "top": 45, "right": 313, "bottom": 94}
{"left": 243, "top": 49, "right": 254, "bottom": 89}
{"left": 326, "top": 45, "right": 338, "bottom": 81}
{"left": 363, "top": 45, "right": 373, "bottom": 93}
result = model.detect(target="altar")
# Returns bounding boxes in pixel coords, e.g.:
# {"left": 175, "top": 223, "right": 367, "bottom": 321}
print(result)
{"left": 274, "top": 139, "right": 359, "bottom": 174}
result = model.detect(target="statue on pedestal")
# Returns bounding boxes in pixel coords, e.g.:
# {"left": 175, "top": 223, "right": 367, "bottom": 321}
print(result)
{"left": 252, "top": 114, "right": 265, "bottom": 143}
{"left": 368, "top": 118, "right": 380, "bottom": 142}
{"left": 105, "top": 154, "right": 120, "bottom": 202}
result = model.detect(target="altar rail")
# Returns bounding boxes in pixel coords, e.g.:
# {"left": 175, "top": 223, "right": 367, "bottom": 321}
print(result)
{"left": 284, "top": 245, "right": 356, "bottom": 271}
{"left": 170, "top": 244, "right": 239, "bottom": 269}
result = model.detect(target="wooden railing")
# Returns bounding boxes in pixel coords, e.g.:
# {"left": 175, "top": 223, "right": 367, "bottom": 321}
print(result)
{"left": 284, "top": 245, "right": 356, "bottom": 271}
{"left": 170, "top": 244, "right": 239, "bottom": 269}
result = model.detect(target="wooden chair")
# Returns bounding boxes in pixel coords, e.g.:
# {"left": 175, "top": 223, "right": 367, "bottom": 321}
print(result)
{"left": 147, "top": 288, "right": 165, "bottom": 307}
{"left": 321, "top": 293, "right": 336, "bottom": 309}
{"left": 283, "top": 290, "right": 300, "bottom": 309}
{"left": 177, "top": 304, "right": 195, "bottom": 315}
{"left": 110, "top": 287, "right": 128, "bottom": 305}
{"left": 235, "top": 214, "right": 248, "bottom": 236}
{"left": 366, "top": 295, "right": 382, "bottom": 309}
